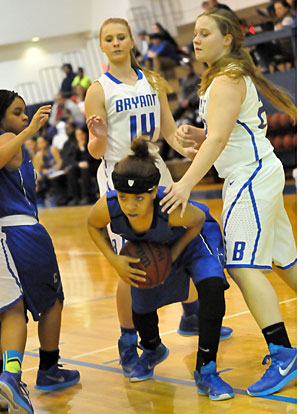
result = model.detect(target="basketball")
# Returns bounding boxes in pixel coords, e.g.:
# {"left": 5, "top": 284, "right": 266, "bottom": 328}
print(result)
{"left": 120, "top": 241, "right": 172, "bottom": 289}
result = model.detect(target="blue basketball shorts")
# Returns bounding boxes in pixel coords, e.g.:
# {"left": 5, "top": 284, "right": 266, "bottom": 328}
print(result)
{"left": 2, "top": 222, "right": 64, "bottom": 321}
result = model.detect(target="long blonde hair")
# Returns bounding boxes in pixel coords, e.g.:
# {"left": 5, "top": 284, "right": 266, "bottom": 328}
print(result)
{"left": 99, "top": 18, "right": 169, "bottom": 94}
{"left": 198, "top": 8, "right": 297, "bottom": 121}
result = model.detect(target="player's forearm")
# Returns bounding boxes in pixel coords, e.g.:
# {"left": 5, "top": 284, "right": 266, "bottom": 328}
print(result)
{"left": 171, "top": 222, "right": 204, "bottom": 262}
{"left": 165, "top": 133, "right": 189, "bottom": 158}
{"left": 180, "top": 136, "right": 225, "bottom": 190}
{"left": 88, "top": 224, "right": 117, "bottom": 264}
{"left": 87, "top": 135, "right": 106, "bottom": 159}
{"left": 0, "top": 128, "right": 34, "bottom": 169}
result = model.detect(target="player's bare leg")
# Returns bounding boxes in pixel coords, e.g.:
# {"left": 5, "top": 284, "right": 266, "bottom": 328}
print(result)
{"left": 273, "top": 262, "right": 297, "bottom": 292}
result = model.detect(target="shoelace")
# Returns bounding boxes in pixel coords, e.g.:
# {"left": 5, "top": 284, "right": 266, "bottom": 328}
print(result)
{"left": 258, "top": 353, "right": 280, "bottom": 380}
{"left": 19, "top": 381, "right": 30, "bottom": 400}
{"left": 202, "top": 372, "right": 224, "bottom": 386}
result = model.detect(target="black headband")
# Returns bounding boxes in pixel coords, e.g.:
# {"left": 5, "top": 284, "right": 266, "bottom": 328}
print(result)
{"left": 112, "top": 170, "right": 161, "bottom": 194}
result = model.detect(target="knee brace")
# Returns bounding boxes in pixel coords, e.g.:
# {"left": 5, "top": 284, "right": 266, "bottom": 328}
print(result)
{"left": 196, "top": 277, "right": 226, "bottom": 320}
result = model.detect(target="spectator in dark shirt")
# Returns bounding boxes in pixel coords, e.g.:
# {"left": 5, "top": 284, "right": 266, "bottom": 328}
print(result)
{"left": 172, "top": 62, "right": 201, "bottom": 121}
{"left": 60, "top": 63, "right": 76, "bottom": 98}
{"left": 152, "top": 22, "right": 179, "bottom": 49}
{"left": 160, "top": 62, "right": 201, "bottom": 161}
{"left": 67, "top": 124, "right": 98, "bottom": 206}
{"left": 144, "top": 33, "right": 179, "bottom": 74}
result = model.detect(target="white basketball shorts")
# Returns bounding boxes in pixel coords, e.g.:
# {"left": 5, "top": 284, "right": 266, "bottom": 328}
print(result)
{"left": 0, "top": 230, "right": 23, "bottom": 311}
{"left": 222, "top": 154, "right": 297, "bottom": 270}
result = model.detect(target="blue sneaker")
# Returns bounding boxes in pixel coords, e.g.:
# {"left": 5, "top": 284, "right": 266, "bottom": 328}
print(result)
{"left": 0, "top": 371, "right": 33, "bottom": 413}
{"left": 130, "top": 343, "right": 169, "bottom": 382}
{"left": 118, "top": 334, "right": 139, "bottom": 377}
{"left": 194, "top": 361, "right": 234, "bottom": 400}
{"left": 247, "top": 344, "right": 297, "bottom": 397}
{"left": 35, "top": 363, "right": 80, "bottom": 391}
{"left": 177, "top": 314, "right": 233, "bottom": 340}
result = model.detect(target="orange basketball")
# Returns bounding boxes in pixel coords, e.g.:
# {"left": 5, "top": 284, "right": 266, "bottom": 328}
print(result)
{"left": 120, "top": 241, "right": 172, "bottom": 289}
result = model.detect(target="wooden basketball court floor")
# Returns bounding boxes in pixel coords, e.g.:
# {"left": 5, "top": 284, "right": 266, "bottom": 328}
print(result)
{"left": 23, "top": 182, "right": 297, "bottom": 414}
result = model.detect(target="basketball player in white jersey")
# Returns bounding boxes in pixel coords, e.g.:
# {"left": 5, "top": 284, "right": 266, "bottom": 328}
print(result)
{"left": 85, "top": 17, "right": 233, "bottom": 377}
{"left": 160, "top": 8, "right": 297, "bottom": 397}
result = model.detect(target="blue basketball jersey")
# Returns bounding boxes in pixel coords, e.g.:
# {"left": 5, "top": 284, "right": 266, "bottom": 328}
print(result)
{"left": 106, "top": 187, "right": 227, "bottom": 313}
{"left": 0, "top": 138, "right": 38, "bottom": 219}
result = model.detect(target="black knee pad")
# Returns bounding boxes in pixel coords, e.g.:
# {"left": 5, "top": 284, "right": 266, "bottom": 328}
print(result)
{"left": 132, "top": 310, "right": 160, "bottom": 350}
{"left": 196, "top": 277, "right": 225, "bottom": 320}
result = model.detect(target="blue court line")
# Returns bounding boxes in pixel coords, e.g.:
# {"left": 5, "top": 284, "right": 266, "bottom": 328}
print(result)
{"left": 25, "top": 352, "right": 297, "bottom": 404}
{"left": 190, "top": 183, "right": 296, "bottom": 200}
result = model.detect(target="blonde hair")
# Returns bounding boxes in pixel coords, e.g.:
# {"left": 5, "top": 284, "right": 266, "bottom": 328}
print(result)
{"left": 198, "top": 8, "right": 297, "bottom": 122}
{"left": 99, "top": 18, "right": 170, "bottom": 94}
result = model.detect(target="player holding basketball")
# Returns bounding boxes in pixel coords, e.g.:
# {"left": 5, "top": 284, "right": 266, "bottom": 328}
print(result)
{"left": 159, "top": 8, "right": 297, "bottom": 396}
{"left": 0, "top": 90, "right": 80, "bottom": 413}
{"left": 85, "top": 17, "right": 233, "bottom": 375}
{"left": 88, "top": 139, "right": 234, "bottom": 400}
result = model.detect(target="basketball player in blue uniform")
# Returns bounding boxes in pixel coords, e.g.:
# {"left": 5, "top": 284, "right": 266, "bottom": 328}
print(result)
{"left": 160, "top": 8, "right": 297, "bottom": 397}
{"left": 0, "top": 90, "right": 80, "bottom": 413}
{"left": 88, "top": 139, "right": 234, "bottom": 400}
{"left": 85, "top": 17, "right": 233, "bottom": 374}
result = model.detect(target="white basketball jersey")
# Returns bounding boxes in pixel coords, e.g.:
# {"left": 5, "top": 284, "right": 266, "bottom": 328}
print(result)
{"left": 96, "top": 68, "right": 161, "bottom": 162}
{"left": 199, "top": 75, "right": 274, "bottom": 179}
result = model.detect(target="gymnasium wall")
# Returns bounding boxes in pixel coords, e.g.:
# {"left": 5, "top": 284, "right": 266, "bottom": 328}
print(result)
{"left": 0, "top": 0, "right": 271, "bottom": 103}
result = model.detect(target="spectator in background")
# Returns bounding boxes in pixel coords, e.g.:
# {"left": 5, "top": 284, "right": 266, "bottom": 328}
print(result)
{"left": 274, "top": 0, "right": 294, "bottom": 28}
{"left": 49, "top": 93, "right": 85, "bottom": 127}
{"left": 72, "top": 67, "right": 92, "bottom": 90}
{"left": 66, "top": 124, "right": 98, "bottom": 206}
{"left": 160, "top": 61, "right": 201, "bottom": 161}
{"left": 136, "top": 29, "right": 150, "bottom": 66}
{"left": 152, "top": 22, "right": 179, "bottom": 49}
{"left": 202, "top": 1, "right": 211, "bottom": 9}
{"left": 172, "top": 62, "right": 201, "bottom": 121}
{"left": 152, "top": 22, "right": 190, "bottom": 59}
{"left": 71, "top": 84, "right": 88, "bottom": 115}
{"left": 60, "top": 63, "right": 76, "bottom": 98}
{"left": 24, "top": 137, "right": 37, "bottom": 160}
{"left": 208, "top": 0, "right": 233, "bottom": 11}
{"left": 272, "top": 0, "right": 295, "bottom": 67}
{"left": 144, "top": 33, "right": 179, "bottom": 74}
{"left": 286, "top": 0, "right": 297, "bottom": 20}
{"left": 34, "top": 136, "right": 66, "bottom": 206}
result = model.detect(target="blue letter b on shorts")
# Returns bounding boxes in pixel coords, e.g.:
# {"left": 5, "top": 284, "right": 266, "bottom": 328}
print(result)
{"left": 232, "top": 241, "right": 246, "bottom": 261}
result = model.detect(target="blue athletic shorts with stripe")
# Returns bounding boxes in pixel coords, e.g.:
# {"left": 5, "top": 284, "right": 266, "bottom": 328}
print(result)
{"left": 1, "top": 223, "right": 64, "bottom": 320}
{"left": 222, "top": 154, "right": 297, "bottom": 270}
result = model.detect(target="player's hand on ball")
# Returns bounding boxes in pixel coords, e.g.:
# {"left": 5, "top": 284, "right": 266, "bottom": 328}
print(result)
{"left": 113, "top": 255, "right": 147, "bottom": 287}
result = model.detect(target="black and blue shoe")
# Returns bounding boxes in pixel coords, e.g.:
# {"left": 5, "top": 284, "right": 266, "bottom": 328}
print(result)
{"left": 129, "top": 343, "right": 169, "bottom": 382}
{"left": 35, "top": 363, "right": 80, "bottom": 391}
{"left": 194, "top": 361, "right": 234, "bottom": 400}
